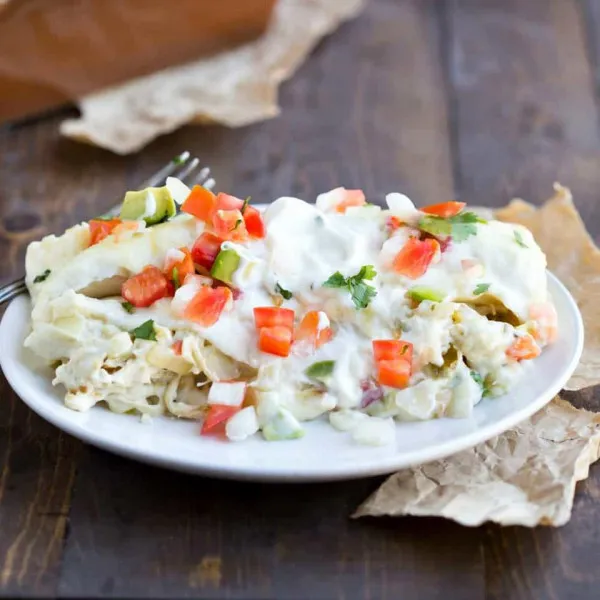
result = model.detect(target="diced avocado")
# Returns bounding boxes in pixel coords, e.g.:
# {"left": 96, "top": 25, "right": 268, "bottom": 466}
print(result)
{"left": 407, "top": 286, "right": 445, "bottom": 303}
{"left": 262, "top": 409, "right": 305, "bottom": 441}
{"left": 210, "top": 248, "right": 240, "bottom": 284}
{"left": 120, "top": 186, "right": 176, "bottom": 225}
{"left": 305, "top": 360, "right": 335, "bottom": 384}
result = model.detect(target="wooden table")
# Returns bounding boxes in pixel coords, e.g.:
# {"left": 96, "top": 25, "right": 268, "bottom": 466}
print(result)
{"left": 2, "top": 1, "right": 600, "bottom": 598}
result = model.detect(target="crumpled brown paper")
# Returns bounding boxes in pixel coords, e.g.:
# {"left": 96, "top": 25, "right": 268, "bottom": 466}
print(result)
{"left": 356, "top": 184, "right": 600, "bottom": 527}
{"left": 59, "top": 0, "right": 365, "bottom": 154}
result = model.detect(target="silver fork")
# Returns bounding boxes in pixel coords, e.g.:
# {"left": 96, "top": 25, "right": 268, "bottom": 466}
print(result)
{"left": 0, "top": 151, "right": 215, "bottom": 306}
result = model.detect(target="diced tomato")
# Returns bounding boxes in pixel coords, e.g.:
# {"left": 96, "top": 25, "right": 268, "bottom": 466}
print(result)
{"left": 335, "top": 189, "right": 366, "bottom": 213}
{"left": 506, "top": 335, "right": 541, "bottom": 361}
{"left": 373, "top": 340, "right": 413, "bottom": 362}
{"left": 529, "top": 302, "right": 558, "bottom": 345}
{"left": 253, "top": 307, "right": 295, "bottom": 330}
{"left": 376, "top": 359, "right": 411, "bottom": 389}
{"left": 243, "top": 206, "right": 266, "bottom": 238}
{"left": 201, "top": 404, "right": 241, "bottom": 436}
{"left": 421, "top": 201, "right": 466, "bottom": 218}
{"left": 181, "top": 185, "right": 217, "bottom": 221}
{"left": 89, "top": 219, "right": 122, "bottom": 246}
{"left": 392, "top": 237, "right": 440, "bottom": 279}
{"left": 184, "top": 286, "right": 233, "bottom": 327}
{"left": 386, "top": 215, "right": 404, "bottom": 232}
{"left": 216, "top": 192, "right": 244, "bottom": 211}
{"left": 212, "top": 209, "right": 248, "bottom": 242}
{"left": 172, "top": 340, "right": 183, "bottom": 355}
{"left": 122, "top": 266, "right": 171, "bottom": 308}
{"left": 164, "top": 247, "right": 194, "bottom": 285}
{"left": 295, "top": 311, "right": 333, "bottom": 350}
{"left": 258, "top": 326, "right": 293, "bottom": 357}
{"left": 191, "top": 232, "right": 223, "bottom": 270}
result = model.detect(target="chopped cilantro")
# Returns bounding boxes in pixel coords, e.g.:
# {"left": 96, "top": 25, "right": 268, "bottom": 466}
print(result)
{"left": 121, "top": 301, "right": 135, "bottom": 314}
{"left": 305, "top": 360, "right": 335, "bottom": 380}
{"left": 473, "top": 283, "right": 490, "bottom": 296}
{"left": 418, "top": 212, "right": 485, "bottom": 243}
{"left": 323, "top": 265, "right": 378, "bottom": 309}
{"left": 130, "top": 320, "right": 157, "bottom": 341}
{"left": 514, "top": 230, "right": 528, "bottom": 248}
{"left": 172, "top": 267, "right": 180, "bottom": 290}
{"left": 241, "top": 196, "right": 251, "bottom": 214}
{"left": 275, "top": 282, "right": 292, "bottom": 300}
{"left": 471, "top": 370, "right": 494, "bottom": 397}
{"left": 323, "top": 271, "right": 347, "bottom": 288}
{"left": 470, "top": 370, "right": 483, "bottom": 386}
{"left": 33, "top": 269, "right": 51, "bottom": 283}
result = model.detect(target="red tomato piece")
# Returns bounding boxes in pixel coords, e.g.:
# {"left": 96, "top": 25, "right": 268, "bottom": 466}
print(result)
{"left": 392, "top": 237, "right": 440, "bottom": 279}
{"left": 216, "top": 192, "right": 244, "bottom": 211}
{"left": 421, "top": 201, "right": 466, "bottom": 218}
{"left": 164, "top": 247, "right": 194, "bottom": 285}
{"left": 172, "top": 340, "right": 183, "bottom": 355}
{"left": 191, "top": 232, "right": 223, "bottom": 270}
{"left": 201, "top": 404, "right": 241, "bottom": 436}
{"left": 89, "top": 219, "right": 122, "bottom": 246}
{"left": 376, "top": 359, "right": 411, "bottom": 389}
{"left": 243, "top": 206, "right": 266, "bottom": 238}
{"left": 295, "top": 311, "right": 333, "bottom": 350}
{"left": 529, "top": 302, "right": 558, "bottom": 345}
{"left": 506, "top": 335, "right": 541, "bottom": 361}
{"left": 181, "top": 185, "right": 218, "bottom": 222}
{"left": 372, "top": 340, "right": 413, "bottom": 362}
{"left": 253, "top": 307, "right": 295, "bottom": 331}
{"left": 258, "top": 326, "right": 293, "bottom": 357}
{"left": 386, "top": 215, "right": 404, "bottom": 233}
{"left": 335, "top": 189, "right": 366, "bottom": 213}
{"left": 184, "top": 286, "right": 233, "bottom": 327}
{"left": 122, "top": 266, "right": 171, "bottom": 308}
{"left": 212, "top": 209, "right": 248, "bottom": 242}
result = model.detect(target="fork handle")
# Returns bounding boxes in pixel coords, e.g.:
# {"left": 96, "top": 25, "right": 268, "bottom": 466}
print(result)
{"left": 0, "top": 277, "right": 28, "bottom": 305}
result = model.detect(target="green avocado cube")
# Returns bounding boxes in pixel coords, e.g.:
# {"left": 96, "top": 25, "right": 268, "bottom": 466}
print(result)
{"left": 210, "top": 248, "right": 241, "bottom": 284}
{"left": 407, "top": 286, "right": 445, "bottom": 303}
{"left": 262, "top": 409, "right": 305, "bottom": 441}
{"left": 120, "top": 186, "right": 176, "bottom": 225}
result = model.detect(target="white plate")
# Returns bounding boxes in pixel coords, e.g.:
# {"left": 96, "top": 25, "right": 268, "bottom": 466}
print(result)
{"left": 0, "top": 273, "right": 583, "bottom": 482}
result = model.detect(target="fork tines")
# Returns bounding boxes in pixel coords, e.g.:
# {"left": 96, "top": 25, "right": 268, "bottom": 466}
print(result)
{"left": 142, "top": 151, "right": 215, "bottom": 191}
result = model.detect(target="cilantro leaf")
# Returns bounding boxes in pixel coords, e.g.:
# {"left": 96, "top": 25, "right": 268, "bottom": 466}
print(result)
{"left": 172, "top": 267, "right": 180, "bottom": 290}
{"left": 470, "top": 370, "right": 483, "bottom": 386}
{"left": 241, "top": 196, "right": 251, "bottom": 214}
{"left": 322, "top": 265, "right": 378, "bottom": 309}
{"left": 323, "top": 272, "right": 347, "bottom": 288}
{"left": 471, "top": 370, "right": 494, "bottom": 397}
{"left": 130, "top": 320, "right": 157, "bottom": 341}
{"left": 473, "top": 283, "right": 490, "bottom": 296}
{"left": 305, "top": 360, "right": 335, "bottom": 380}
{"left": 33, "top": 269, "right": 51, "bottom": 283}
{"left": 514, "top": 230, "right": 528, "bottom": 248}
{"left": 121, "top": 301, "right": 135, "bottom": 314}
{"left": 353, "top": 265, "right": 377, "bottom": 281}
{"left": 418, "top": 212, "right": 484, "bottom": 243}
{"left": 275, "top": 282, "right": 292, "bottom": 300}
{"left": 350, "top": 282, "right": 377, "bottom": 309}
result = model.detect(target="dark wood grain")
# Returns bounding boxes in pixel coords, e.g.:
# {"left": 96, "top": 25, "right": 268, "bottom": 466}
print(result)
{"left": 446, "top": 0, "right": 600, "bottom": 227}
{"left": 2, "top": 0, "right": 600, "bottom": 598}
{"left": 446, "top": 1, "right": 600, "bottom": 599}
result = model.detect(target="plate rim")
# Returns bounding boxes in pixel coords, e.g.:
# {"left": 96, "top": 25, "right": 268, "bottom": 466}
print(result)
{"left": 0, "top": 271, "right": 584, "bottom": 482}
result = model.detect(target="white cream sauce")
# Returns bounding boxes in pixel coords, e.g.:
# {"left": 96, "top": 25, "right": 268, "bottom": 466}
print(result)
{"left": 25, "top": 190, "right": 554, "bottom": 443}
